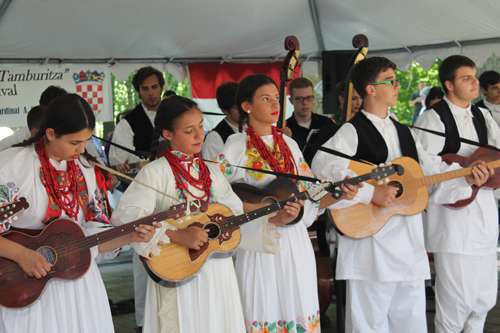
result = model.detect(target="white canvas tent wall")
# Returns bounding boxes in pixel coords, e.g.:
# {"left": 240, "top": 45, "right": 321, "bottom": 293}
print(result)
{"left": 0, "top": 0, "right": 499, "bottom": 71}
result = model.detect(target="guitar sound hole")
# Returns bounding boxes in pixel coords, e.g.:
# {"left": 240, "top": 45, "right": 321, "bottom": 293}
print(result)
{"left": 37, "top": 246, "right": 57, "bottom": 265}
{"left": 387, "top": 181, "right": 403, "bottom": 198}
{"left": 205, "top": 223, "right": 221, "bottom": 239}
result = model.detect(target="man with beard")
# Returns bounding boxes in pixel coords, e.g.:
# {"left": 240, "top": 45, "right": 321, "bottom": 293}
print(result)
{"left": 109, "top": 66, "right": 165, "bottom": 166}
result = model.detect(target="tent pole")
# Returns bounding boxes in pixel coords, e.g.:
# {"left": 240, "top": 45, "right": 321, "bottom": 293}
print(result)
{"left": 308, "top": 0, "right": 325, "bottom": 52}
{"left": 0, "top": 0, "right": 13, "bottom": 23}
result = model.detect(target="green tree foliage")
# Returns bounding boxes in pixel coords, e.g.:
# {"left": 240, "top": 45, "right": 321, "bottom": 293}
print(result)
{"left": 392, "top": 59, "right": 442, "bottom": 125}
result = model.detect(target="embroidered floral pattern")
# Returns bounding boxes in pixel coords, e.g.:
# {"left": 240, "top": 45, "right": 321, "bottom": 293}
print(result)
{"left": 217, "top": 154, "right": 233, "bottom": 177}
{"left": 39, "top": 167, "right": 93, "bottom": 223}
{"left": 296, "top": 158, "right": 320, "bottom": 210}
{"left": 0, "top": 182, "right": 21, "bottom": 233}
{"left": 89, "top": 189, "right": 110, "bottom": 224}
{"left": 244, "top": 136, "right": 286, "bottom": 182}
{"left": 246, "top": 311, "right": 321, "bottom": 333}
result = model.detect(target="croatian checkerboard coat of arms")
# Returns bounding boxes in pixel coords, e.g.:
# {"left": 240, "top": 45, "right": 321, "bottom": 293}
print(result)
{"left": 73, "top": 70, "right": 105, "bottom": 115}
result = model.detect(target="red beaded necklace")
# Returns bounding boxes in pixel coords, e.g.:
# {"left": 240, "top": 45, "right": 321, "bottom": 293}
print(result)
{"left": 246, "top": 125, "right": 297, "bottom": 176}
{"left": 35, "top": 138, "right": 80, "bottom": 219}
{"left": 159, "top": 146, "right": 213, "bottom": 202}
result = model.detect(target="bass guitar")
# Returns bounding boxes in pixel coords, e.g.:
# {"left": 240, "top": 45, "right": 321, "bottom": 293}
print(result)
{"left": 441, "top": 147, "right": 500, "bottom": 208}
{"left": 330, "top": 155, "right": 500, "bottom": 239}
{"left": 142, "top": 164, "right": 401, "bottom": 284}
{"left": 0, "top": 200, "right": 206, "bottom": 308}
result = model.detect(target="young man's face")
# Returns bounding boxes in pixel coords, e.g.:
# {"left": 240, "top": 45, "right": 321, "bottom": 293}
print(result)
{"left": 139, "top": 74, "right": 163, "bottom": 110}
{"left": 371, "top": 68, "right": 400, "bottom": 108}
{"left": 289, "top": 86, "right": 314, "bottom": 117}
{"left": 482, "top": 82, "right": 500, "bottom": 105}
{"left": 447, "top": 66, "right": 479, "bottom": 103}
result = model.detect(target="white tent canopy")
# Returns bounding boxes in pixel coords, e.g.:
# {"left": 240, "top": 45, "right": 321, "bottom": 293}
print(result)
{"left": 0, "top": 0, "right": 500, "bottom": 72}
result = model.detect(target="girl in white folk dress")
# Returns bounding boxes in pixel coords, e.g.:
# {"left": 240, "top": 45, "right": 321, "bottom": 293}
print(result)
{"left": 0, "top": 94, "right": 157, "bottom": 333}
{"left": 217, "top": 74, "right": 360, "bottom": 333}
{"left": 111, "top": 95, "right": 304, "bottom": 333}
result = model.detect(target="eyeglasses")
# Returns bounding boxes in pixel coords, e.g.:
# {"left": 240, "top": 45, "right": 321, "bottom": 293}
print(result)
{"left": 294, "top": 95, "right": 315, "bottom": 103}
{"left": 370, "top": 79, "right": 401, "bottom": 87}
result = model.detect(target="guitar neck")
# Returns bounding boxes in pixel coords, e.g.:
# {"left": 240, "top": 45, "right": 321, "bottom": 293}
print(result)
{"left": 422, "top": 159, "right": 500, "bottom": 186}
{"left": 78, "top": 201, "right": 201, "bottom": 250}
{"left": 221, "top": 191, "right": 310, "bottom": 232}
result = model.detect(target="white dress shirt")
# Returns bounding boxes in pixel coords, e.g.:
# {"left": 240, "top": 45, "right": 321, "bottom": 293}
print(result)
{"left": 414, "top": 96, "right": 500, "bottom": 255}
{"left": 311, "top": 110, "right": 471, "bottom": 281}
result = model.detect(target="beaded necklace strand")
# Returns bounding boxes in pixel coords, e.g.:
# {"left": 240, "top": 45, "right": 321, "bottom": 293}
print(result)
{"left": 35, "top": 138, "right": 80, "bottom": 219}
{"left": 159, "top": 147, "right": 213, "bottom": 202}
{"left": 246, "top": 125, "right": 298, "bottom": 177}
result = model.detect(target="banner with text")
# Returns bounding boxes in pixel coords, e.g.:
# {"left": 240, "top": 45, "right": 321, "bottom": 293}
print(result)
{"left": 0, "top": 65, "right": 113, "bottom": 127}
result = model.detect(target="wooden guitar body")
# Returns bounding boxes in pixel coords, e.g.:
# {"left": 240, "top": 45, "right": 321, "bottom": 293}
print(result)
{"left": 143, "top": 203, "right": 241, "bottom": 285}
{"left": 330, "top": 157, "right": 427, "bottom": 239}
{"left": 231, "top": 177, "right": 304, "bottom": 224}
{"left": 0, "top": 219, "right": 90, "bottom": 308}
{"left": 441, "top": 147, "right": 500, "bottom": 208}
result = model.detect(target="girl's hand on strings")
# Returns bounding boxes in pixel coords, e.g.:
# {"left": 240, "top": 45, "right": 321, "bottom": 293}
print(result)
{"left": 167, "top": 227, "right": 210, "bottom": 250}
{"left": 15, "top": 247, "right": 52, "bottom": 279}
{"left": 270, "top": 193, "right": 305, "bottom": 227}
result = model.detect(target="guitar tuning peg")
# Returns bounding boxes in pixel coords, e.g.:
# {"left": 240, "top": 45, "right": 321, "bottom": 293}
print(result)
{"left": 385, "top": 178, "right": 390, "bottom": 183}
{"left": 379, "top": 163, "right": 384, "bottom": 167}
{"left": 387, "top": 162, "right": 392, "bottom": 166}
{"left": 377, "top": 180, "right": 384, "bottom": 185}
{"left": 372, "top": 165, "right": 377, "bottom": 169}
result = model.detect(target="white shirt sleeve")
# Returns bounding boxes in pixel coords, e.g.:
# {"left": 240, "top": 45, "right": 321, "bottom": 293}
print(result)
{"left": 201, "top": 131, "right": 224, "bottom": 161}
{"left": 109, "top": 119, "right": 143, "bottom": 165}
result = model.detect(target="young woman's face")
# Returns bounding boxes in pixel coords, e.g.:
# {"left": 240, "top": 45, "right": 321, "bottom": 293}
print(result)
{"left": 163, "top": 108, "right": 205, "bottom": 158}
{"left": 244, "top": 83, "right": 280, "bottom": 128}
{"left": 351, "top": 89, "right": 363, "bottom": 114}
{"left": 44, "top": 127, "right": 93, "bottom": 162}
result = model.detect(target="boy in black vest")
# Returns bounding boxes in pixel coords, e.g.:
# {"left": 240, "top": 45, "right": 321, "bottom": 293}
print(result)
{"left": 109, "top": 66, "right": 165, "bottom": 167}
{"left": 201, "top": 82, "right": 240, "bottom": 160}
{"left": 311, "top": 56, "right": 488, "bottom": 333}
{"left": 414, "top": 55, "right": 499, "bottom": 333}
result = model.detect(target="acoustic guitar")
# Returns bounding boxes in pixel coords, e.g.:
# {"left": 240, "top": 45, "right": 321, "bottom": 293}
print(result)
{"left": 0, "top": 200, "right": 206, "bottom": 308}
{"left": 330, "top": 154, "right": 500, "bottom": 239}
{"left": 142, "top": 164, "right": 401, "bottom": 285}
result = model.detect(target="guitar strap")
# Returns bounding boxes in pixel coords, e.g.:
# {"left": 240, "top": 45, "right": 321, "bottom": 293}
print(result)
{"left": 411, "top": 126, "right": 500, "bottom": 152}
{"left": 92, "top": 135, "right": 151, "bottom": 159}
{"left": 203, "top": 159, "right": 321, "bottom": 183}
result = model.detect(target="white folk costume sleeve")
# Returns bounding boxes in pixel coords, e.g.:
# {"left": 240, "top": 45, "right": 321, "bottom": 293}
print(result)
{"left": 201, "top": 130, "right": 224, "bottom": 161}
{"left": 109, "top": 119, "right": 143, "bottom": 165}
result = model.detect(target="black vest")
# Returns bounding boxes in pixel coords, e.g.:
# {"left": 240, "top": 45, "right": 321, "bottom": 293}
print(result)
{"left": 431, "top": 99, "right": 488, "bottom": 155}
{"left": 212, "top": 119, "right": 235, "bottom": 144}
{"left": 123, "top": 104, "right": 154, "bottom": 153}
{"left": 349, "top": 111, "right": 419, "bottom": 165}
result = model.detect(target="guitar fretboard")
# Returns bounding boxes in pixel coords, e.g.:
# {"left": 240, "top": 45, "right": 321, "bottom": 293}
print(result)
{"left": 420, "top": 159, "right": 500, "bottom": 186}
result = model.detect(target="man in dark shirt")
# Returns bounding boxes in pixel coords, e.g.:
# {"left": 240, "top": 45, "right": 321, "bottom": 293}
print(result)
{"left": 285, "top": 78, "right": 334, "bottom": 162}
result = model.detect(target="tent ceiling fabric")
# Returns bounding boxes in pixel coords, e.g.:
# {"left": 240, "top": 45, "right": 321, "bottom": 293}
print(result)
{"left": 0, "top": 0, "right": 500, "bottom": 70}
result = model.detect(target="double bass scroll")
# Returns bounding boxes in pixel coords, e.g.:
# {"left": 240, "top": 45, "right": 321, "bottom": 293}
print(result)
{"left": 277, "top": 36, "right": 300, "bottom": 129}
{"left": 341, "top": 34, "right": 369, "bottom": 124}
